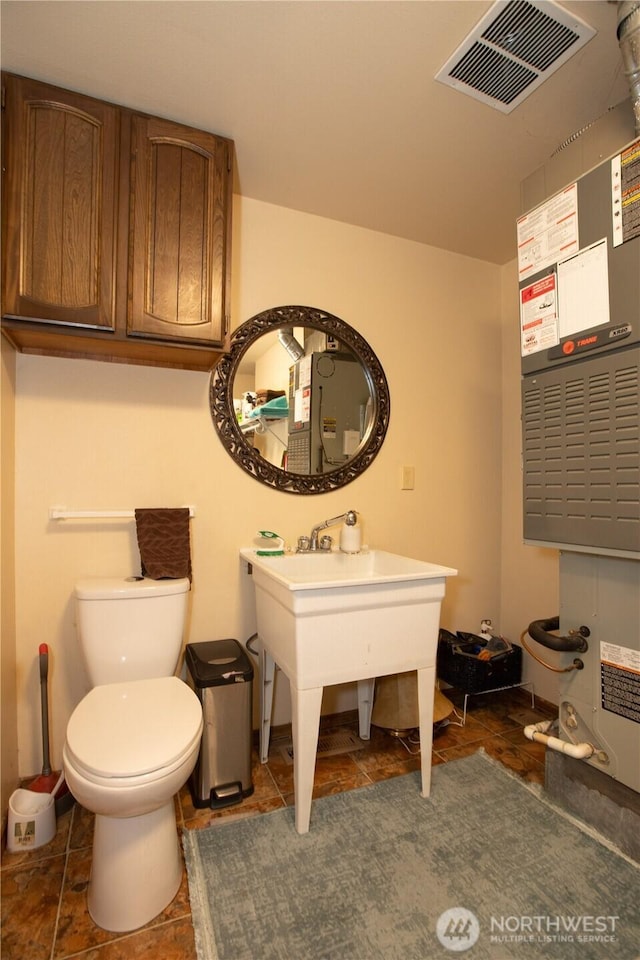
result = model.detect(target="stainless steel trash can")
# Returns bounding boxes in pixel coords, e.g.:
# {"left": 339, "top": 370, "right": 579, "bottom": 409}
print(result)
{"left": 185, "top": 639, "right": 254, "bottom": 808}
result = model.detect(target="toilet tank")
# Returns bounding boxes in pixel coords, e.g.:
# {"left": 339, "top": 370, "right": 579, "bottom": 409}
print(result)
{"left": 74, "top": 577, "right": 190, "bottom": 686}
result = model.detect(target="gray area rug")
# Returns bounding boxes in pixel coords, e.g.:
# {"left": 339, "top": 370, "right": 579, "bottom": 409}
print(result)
{"left": 183, "top": 751, "right": 639, "bottom": 960}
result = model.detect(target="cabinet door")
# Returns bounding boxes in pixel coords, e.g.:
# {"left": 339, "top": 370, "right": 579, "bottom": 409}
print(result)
{"left": 128, "top": 115, "right": 232, "bottom": 345}
{"left": 2, "top": 74, "right": 119, "bottom": 329}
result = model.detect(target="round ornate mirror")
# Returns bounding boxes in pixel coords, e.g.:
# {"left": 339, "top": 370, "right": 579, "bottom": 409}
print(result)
{"left": 210, "top": 305, "right": 390, "bottom": 494}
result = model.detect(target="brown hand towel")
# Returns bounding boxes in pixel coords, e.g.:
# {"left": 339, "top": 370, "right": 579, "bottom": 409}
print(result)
{"left": 134, "top": 508, "right": 192, "bottom": 581}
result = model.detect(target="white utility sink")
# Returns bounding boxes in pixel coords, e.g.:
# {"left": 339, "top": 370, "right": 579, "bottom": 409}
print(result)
{"left": 240, "top": 547, "right": 457, "bottom": 834}
{"left": 240, "top": 548, "right": 457, "bottom": 591}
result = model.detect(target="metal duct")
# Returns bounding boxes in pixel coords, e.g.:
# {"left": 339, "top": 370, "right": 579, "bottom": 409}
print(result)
{"left": 277, "top": 328, "right": 304, "bottom": 362}
{"left": 618, "top": 1, "right": 640, "bottom": 134}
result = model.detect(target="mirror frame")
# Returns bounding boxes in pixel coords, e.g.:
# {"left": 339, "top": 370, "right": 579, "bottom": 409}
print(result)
{"left": 210, "top": 305, "right": 390, "bottom": 494}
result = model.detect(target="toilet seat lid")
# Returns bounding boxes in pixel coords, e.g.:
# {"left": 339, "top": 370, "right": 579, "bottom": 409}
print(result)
{"left": 66, "top": 677, "right": 202, "bottom": 778}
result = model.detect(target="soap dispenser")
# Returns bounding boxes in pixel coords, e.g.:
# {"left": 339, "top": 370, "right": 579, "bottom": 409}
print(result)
{"left": 339, "top": 511, "right": 361, "bottom": 554}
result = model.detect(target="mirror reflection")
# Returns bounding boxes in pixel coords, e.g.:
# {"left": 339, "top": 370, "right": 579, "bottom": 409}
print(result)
{"left": 210, "top": 305, "right": 390, "bottom": 495}
{"left": 235, "top": 326, "right": 373, "bottom": 474}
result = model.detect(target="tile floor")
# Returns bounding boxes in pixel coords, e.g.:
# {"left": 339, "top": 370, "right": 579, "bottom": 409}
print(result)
{"left": 1, "top": 687, "right": 554, "bottom": 960}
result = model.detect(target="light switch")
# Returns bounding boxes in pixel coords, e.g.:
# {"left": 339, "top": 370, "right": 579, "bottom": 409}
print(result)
{"left": 401, "top": 465, "right": 415, "bottom": 490}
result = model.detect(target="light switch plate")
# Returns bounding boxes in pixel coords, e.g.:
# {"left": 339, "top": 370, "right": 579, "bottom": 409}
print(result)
{"left": 401, "top": 466, "right": 415, "bottom": 490}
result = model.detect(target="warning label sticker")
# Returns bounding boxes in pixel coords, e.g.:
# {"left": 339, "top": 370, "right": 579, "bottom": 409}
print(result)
{"left": 600, "top": 641, "right": 640, "bottom": 724}
{"left": 611, "top": 139, "right": 640, "bottom": 247}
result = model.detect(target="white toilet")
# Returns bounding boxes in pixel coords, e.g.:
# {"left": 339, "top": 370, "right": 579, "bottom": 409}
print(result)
{"left": 63, "top": 576, "right": 203, "bottom": 933}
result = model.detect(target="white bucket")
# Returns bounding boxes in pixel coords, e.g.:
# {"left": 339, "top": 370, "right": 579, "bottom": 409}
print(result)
{"left": 7, "top": 788, "right": 56, "bottom": 852}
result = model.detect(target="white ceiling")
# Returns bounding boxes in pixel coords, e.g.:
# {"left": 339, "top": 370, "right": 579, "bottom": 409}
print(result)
{"left": 1, "top": 1, "right": 633, "bottom": 264}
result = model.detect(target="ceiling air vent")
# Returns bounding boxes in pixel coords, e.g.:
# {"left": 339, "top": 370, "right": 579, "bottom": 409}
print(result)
{"left": 435, "top": 0, "right": 595, "bottom": 113}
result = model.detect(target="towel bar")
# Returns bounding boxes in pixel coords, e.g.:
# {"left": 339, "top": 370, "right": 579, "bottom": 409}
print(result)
{"left": 49, "top": 506, "right": 196, "bottom": 520}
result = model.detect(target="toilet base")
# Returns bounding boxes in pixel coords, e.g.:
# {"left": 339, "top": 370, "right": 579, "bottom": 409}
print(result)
{"left": 88, "top": 801, "right": 182, "bottom": 932}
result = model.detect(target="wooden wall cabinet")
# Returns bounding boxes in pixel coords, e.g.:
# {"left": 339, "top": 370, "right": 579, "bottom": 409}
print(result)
{"left": 1, "top": 73, "right": 233, "bottom": 371}
{"left": 2, "top": 75, "right": 119, "bottom": 331}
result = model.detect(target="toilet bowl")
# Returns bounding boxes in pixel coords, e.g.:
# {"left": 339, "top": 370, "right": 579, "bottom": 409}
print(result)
{"left": 63, "top": 676, "right": 203, "bottom": 932}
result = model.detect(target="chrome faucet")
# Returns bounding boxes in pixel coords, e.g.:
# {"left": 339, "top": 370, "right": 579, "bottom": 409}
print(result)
{"left": 298, "top": 510, "right": 358, "bottom": 552}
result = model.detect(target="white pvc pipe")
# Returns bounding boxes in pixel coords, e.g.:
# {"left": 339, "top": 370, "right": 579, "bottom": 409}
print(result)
{"left": 523, "top": 720, "right": 595, "bottom": 759}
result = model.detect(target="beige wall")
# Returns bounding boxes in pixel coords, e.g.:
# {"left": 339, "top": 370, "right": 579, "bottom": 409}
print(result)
{"left": 9, "top": 195, "right": 509, "bottom": 777}
{"left": 1, "top": 336, "right": 19, "bottom": 816}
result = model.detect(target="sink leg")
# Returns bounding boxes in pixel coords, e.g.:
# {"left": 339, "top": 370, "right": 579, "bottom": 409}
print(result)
{"left": 290, "top": 684, "right": 323, "bottom": 834}
{"left": 357, "top": 678, "right": 375, "bottom": 740}
{"left": 416, "top": 666, "right": 435, "bottom": 798}
{"left": 259, "top": 647, "right": 276, "bottom": 764}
